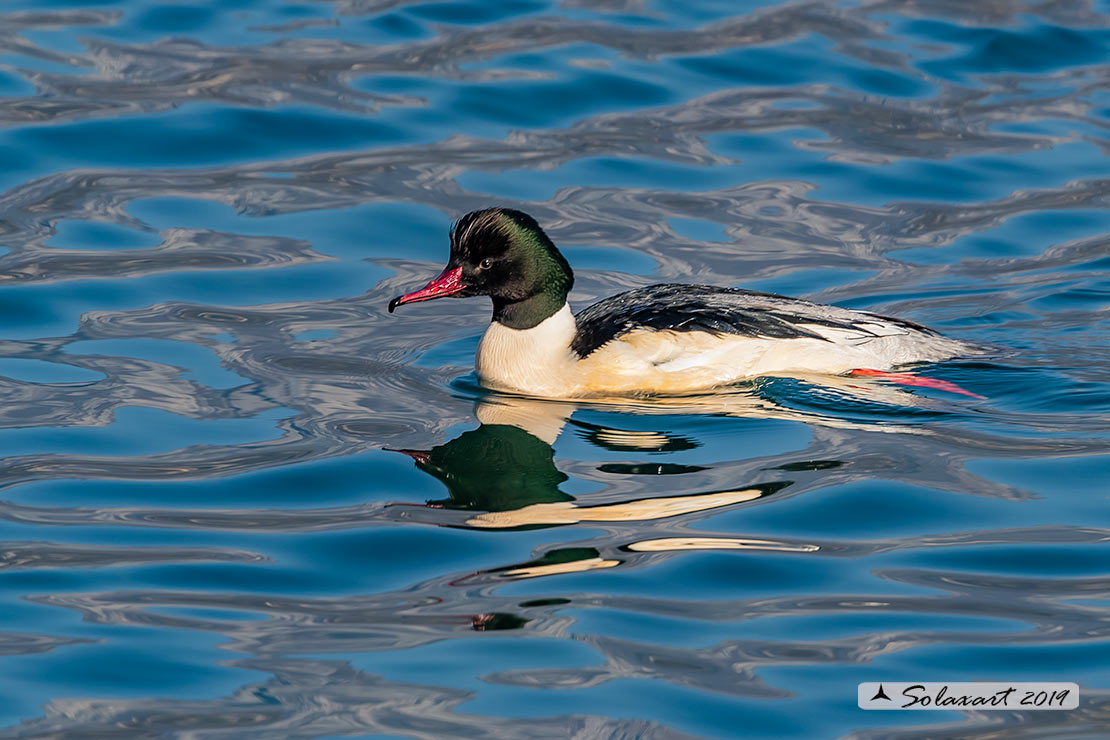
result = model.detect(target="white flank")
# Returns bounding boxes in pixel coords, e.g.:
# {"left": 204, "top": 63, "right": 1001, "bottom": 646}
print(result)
{"left": 475, "top": 301, "right": 974, "bottom": 397}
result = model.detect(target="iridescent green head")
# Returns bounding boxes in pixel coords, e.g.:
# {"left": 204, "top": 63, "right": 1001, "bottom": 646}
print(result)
{"left": 389, "top": 208, "right": 574, "bottom": 329}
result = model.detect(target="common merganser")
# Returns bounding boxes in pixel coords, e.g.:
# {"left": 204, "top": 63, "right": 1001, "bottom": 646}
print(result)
{"left": 388, "top": 208, "right": 979, "bottom": 397}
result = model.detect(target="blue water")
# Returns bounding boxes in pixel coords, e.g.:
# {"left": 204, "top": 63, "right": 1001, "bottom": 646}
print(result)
{"left": 0, "top": 1, "right": 1107, "bottom": 738}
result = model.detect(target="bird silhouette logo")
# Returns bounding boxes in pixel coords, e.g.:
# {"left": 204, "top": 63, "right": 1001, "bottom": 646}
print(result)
{"left": 870, "top": 684, "right": 892, "bottom": 701}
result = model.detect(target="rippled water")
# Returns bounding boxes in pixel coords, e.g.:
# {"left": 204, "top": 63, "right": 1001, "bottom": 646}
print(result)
{"left": 0, "top": 1, "right": 1107, "bottom": 738}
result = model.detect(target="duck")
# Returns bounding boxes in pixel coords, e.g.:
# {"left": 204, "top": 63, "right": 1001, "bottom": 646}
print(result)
{"left": 388, "top": 207, "right": 981, "bottom": 398}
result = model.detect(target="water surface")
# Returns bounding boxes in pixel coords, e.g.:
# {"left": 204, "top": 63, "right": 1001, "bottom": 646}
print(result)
{"left": 0, "top": 1, "right": 1108, "bottom": 738}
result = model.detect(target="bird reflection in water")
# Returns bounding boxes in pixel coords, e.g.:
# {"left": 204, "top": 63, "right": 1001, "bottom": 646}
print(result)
{"left": 390, "top": 376, "right": 951, "bottom": 580}
{"left": 395, "top": 396, "right": 790, "bottom": 531}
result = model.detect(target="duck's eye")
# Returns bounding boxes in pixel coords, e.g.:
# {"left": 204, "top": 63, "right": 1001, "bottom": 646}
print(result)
{"left": 480, "top": 258, "right": 493, "bottom": 269}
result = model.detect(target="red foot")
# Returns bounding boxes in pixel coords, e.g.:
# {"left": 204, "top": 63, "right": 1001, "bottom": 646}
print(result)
{"left": 849, "top": 368, "right": 986, "bottom": 399}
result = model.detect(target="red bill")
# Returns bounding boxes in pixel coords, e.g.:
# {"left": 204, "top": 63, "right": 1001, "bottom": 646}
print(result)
{"left": 388, "top": 266, "right": 465, "bottom": 312}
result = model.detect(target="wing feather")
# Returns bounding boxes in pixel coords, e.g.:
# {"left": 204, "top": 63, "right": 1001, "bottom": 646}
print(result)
{"left": 571, "top": 284, "right": 931, "bottom": 359}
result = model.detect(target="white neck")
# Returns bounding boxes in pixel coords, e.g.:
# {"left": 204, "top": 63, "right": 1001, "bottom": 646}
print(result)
{"left": 476, "top": 303, "right": 579, "bottom": 396}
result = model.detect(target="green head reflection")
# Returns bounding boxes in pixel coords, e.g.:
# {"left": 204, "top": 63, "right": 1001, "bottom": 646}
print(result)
{"left": 399, "top": 423, "right": 573, "bottom": 513}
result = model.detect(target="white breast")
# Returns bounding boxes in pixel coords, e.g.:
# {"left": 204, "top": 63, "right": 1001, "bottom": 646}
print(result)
{"left": 475, "top": 304, "right": 581, "bottom": 396}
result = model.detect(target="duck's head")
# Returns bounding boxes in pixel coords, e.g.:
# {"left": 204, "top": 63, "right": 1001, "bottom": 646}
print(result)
{"left": 388, "top": 208, "right": 573, "bottom": 329}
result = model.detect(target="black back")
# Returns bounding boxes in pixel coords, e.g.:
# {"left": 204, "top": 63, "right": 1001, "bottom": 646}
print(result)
{"left": 570, "top": 284, "right": 933, "bottom": 359}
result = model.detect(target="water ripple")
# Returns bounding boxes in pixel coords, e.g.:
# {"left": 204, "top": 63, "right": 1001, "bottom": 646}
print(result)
{"left": 0, "top": 0, "right": 1106, "bottom": 738}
